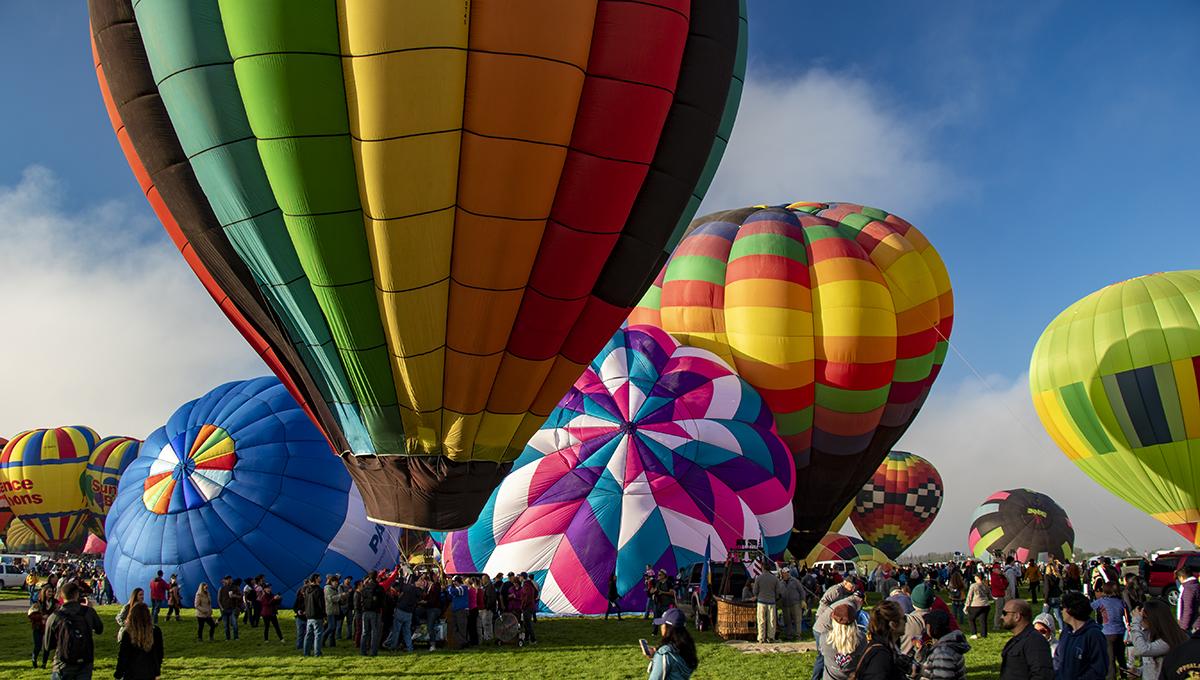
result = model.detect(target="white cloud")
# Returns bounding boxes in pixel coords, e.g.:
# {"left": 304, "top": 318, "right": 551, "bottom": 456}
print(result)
{"left": 703, "top": 68, "right": 958, "bottom": 219}
{"left": 883, "top": 373, "right": 1187, "bottom": 555}
{"left": 0, "top": 167, "right": 266, "bottom": 442}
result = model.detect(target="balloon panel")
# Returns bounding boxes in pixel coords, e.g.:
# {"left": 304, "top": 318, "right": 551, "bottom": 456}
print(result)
{"left": 1031, "top": 271, "right": 1200, "bottom": 545}
{"left": 83, "top": 436, "right": 140, "bottom": 538}
{"left": 436, "top": 325, "right": 794, "bottom": 614}
{"left": 90, "top": 0, "right": 747, "bottom": 530}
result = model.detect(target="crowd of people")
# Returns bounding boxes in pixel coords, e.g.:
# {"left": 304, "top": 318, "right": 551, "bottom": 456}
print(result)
{"left": 17, "top": 552, "right": 1200, "bottom": 679}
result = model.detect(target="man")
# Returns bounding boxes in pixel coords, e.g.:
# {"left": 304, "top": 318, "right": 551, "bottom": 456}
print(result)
{"left": 1160, "top": 630, "right": 1200, "bottom": 679}
{"left": 990, "top": 566, "right": 1009, "bottom": 629}
{"left": 1025, "top": 561, "right": 1042, "bottom": 604}
{"left": 1055, "top": 592, "right": 1108, "bottom": 679}
{"left": 1178, "top": 567, "right": 1200, "bottom": 633}
{"left": 888, "top": 584, "right": 914, "bottom": 614}
{"left": 43, "top": 581, "right": 104, "bottom": 680}
{"left": 778, "top": 569, "right": 807, "bottom": 641}
{"left": 148, "top": 570, "right": 168, "bottom": 624}
{"left": 322, "top": 574, "right": 341, "bottom": 648}
{"left": 358, "top": 572, "right": 382, "bottom": 656}
{"left": 902, "top": 583, "right": 936, "bottom": 656}
{"left": 385, "top": 576, "right": 421, "bottom": 652}
{"left": 998, "top": 598, "right": 1053, "bottom": 680}
{"left": 751, "top": 561, "right": 781, "bottom": 644}
{"left": 519, "top": 574, "right": 538, "bottom": 645}
{"left": 217, "top": 574, "right": 240, "bottom": 640}
{"left": 448, "top": 576, "right": 470, "bottom": 648}
{"left": 339, "top": 576, "right": 354, "bottom": 640}
{"left": 811, "top": 578, "right": 857, "bottom": 680}
{"left": 302, "top": 574, "right": 326, "bottom": 657}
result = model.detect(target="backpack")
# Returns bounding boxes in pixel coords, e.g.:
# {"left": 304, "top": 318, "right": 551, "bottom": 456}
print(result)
{"left": 360, "top": 584, "right": 381, "bottom": 611}
{"left": 55, "top": 608, "right": 93, "bottom": 666}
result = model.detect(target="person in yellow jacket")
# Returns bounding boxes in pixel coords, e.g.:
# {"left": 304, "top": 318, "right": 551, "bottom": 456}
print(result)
{"left": 1024, "top": 563, "right": 1042, "bottom": 605}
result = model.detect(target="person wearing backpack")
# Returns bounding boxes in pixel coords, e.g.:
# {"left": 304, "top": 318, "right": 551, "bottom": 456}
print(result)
{"left": 114, "top": 602, "right": 163, "bottom": 680}
{"left": 42, "top": 581, "right": 104, "bottom": 680}
{"left": 358, "top": 572, "right": 383, "bottom": 656}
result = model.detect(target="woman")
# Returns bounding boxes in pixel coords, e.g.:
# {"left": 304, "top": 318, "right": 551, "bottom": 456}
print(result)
{"left": 855, "top": 600, "right": 910, "bottom": 680}
{"left": 947, "top": 572, "right": 966, "bottom": 624}
{"left": 821, "top": 602, "right": 867, "bottom": 680}
{"left": 166, "top": 575, "right": 182, "bottom": 622}
{"left": 260, "top": 583, "right": 284, "bottom": 642}
{"left": 27, "top": 585, "right": 57, "bottom": 668}
{"left": 917, "top": 610, "right": 968, "bottom": 680}
{"left": 1129, "top": 599, "right": 1188, "bottom": 679}
{"left": 606, "top": 574, "right": 622, "bottom": 620}
{"left": 1042, "top": 563, "right": 1064, "bottom": 632}
{"left": 963, "top": 572, "right": 992, "bottom": 639}
{"left": 117, "top": 587, "right": 145, "bottom": 641}
{"left": 645, "top": 608, "right": 698, "bottom": 680}
{"left": 115, "top": 602, "right": 164, "bottom": 680}
{"left": 194, "top": 582, "right": 218, "bottom": 641}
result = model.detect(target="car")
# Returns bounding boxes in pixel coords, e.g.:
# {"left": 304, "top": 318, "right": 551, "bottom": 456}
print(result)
{"left": 812, "top": 560, "right": 858, "bottom": 578}
{"left": 1118, "top": 557, "right": 1149, "bottom": 581}
{"left": 0, "top": 563, "right": 28, "bottom": 589}
{"left": 1147, "top": 550, "right": 1200, "bottom": 605}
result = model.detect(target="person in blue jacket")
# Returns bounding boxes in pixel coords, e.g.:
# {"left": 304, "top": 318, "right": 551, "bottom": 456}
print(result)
{"left": 1055, "top": 592, "right": 1108, "bottom": 680}
{"left": 643, "top": 608, "right": 698, "bottom": 680}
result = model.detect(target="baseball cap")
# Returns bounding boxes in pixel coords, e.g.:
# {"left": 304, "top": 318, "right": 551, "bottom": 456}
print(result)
{"left": 652, "top": 608, "right": 686, "bottom": 628}
{"left": 831, "top": 603, "right": 855, "bottom": 625}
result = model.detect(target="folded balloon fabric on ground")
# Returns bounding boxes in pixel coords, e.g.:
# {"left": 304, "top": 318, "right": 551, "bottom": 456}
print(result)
{"left": 436, "top": 325, "right": 794, "bottom": 615}
{"left": 104, "top": 377, "right": 400, "bottom": 605}
{"left": 89, "top": 0, "right": 748, "bottom": 531}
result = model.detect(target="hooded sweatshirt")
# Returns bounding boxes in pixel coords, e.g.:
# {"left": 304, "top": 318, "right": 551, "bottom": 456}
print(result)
{"left": 1054, "top": 619, "right": 1108, "bottom": 680}
{"left": 1032, "top": 612, "right": 1058, "bottom": 659}
{"left": 918, "top": 630, "right": 970, "bottom": 680}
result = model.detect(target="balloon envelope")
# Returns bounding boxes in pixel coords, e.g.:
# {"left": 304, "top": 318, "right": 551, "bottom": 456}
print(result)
{"left": 438, "top": 325, "right": 794, "bottom": 614}
{"left": 630, "top": 202, "right": 953, "bottom": 556}
{"left": 3, "top": 518, "right": 87, "bottom": 553}
{"left": 90, "top": 0, "right": 748, "bottom": 530}
{"left": 804, "top": 532, "right": 893, "bottom": 572}
{"left": 968, "top": 488, "right": 1074, "bottom": 562}
{"left": 0, "top": 427, "right": 98, "bottom": 549}
{"left": 83, "top": 436, "right": 140, "bottom": 539}
{"left": 1031, "top": 271, "right": 1200, "bottom": 545}
{"left": 851, "top": 451, "right": 943, "bottom": 560}
{"left": 105, "top": 377, "right": 401, "bottom": 605}
{"left": 0, "top": 436, "right": 10, "bottom": 536}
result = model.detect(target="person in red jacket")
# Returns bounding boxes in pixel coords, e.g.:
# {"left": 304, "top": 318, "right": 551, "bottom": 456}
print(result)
{"left": 518, "top": 574, "right": 538, "bottom": 646}
{"left": 990, "top": 567, "right": 1009, "bottom": 629}
{"left": 259, "top": 583, "right": 284, "bottom": 642}
{"left": 148, "top": 571, "right": 169, "bottom": 625}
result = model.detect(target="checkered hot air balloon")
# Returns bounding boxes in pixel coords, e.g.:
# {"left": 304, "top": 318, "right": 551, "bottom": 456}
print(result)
{"left": 0, "top": 427, "right": 99, "bottom": 549}
{"left": 629, "top": 202, "right": 954, "bottom": 557}
{"left": 851, "top": 451, "right": 943, "bottom": 560}
{"left": 437, "top": 325, "right": 794, "bottom": 615}
{"left": 968, "top": 489, "right": 1074, "bottom": 562}
{"left": 1031, "top": 271, "right": 1200, "bottom": 546}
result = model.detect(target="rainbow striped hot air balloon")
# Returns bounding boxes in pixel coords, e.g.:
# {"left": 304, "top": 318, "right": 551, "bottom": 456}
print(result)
{"left": 804, "top": 532, "right": 894, "bottom": 572}
{"left": 630, "top": 202, "right": 953, "bottom": 556}
{"left": 82, "top": 436, "right": 140, "bottom": 538}
{"left": 1031, "top": 271, "right": 1200, "bottom": 545}
{"left": 0, "top": 427, "right": 99, "bottom": 549}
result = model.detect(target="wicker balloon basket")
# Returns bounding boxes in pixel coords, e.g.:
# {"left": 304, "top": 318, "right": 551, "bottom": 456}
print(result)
{"left": 715, "top": 596, "right": 757, "bottom": 640}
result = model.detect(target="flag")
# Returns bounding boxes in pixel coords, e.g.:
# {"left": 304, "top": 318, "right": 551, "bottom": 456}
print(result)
{"left": 699, "top": 538, "right": 711, "bottom": 603}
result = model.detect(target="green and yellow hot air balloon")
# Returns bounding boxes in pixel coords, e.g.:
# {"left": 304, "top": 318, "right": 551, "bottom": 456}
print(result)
{"left": 1031, "top": 271, "right": 1200, "bottom": 544}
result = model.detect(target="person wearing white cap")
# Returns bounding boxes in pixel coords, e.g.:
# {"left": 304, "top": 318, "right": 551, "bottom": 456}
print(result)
{"left": 641, "top": 608, "right": 698, "bottom": 680}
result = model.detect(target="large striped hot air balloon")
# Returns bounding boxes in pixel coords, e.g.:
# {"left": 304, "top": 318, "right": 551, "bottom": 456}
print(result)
{"left": 1031, "top": 271, "right": 1200, "bottom": 545}
{"left": 89, "top": 0, "right": 747, "bottom": 531}
{"left": 851, "top": 451, "right": 943, "bottom": 560}
{"left": 0, "top": 427, "right": 99, "bottom": 549}
{"left": 82, "top": 436, "right": 140, "bottom": 539}
{"left": 968, "top": 489, "right": 1074, "bottom": 562}
{"left": 804, "top": 532, "right": 894, "bottom": 572}
{"left": 0, "top": 436, "right": 10, "bottom": 536}
{"left": 3, "top": 518, "right": 88, "bottom": 553}
{"left": 629, "top": 202, "right": 953, "bottom": 556}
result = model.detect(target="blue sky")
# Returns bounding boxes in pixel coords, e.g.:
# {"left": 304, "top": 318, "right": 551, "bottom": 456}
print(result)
{"left": 1, "top": 2, "right": 1198, "bottom": 552}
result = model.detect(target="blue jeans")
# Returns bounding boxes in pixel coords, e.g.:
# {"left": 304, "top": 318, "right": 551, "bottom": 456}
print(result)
{"left": 151, "top": 599, "right": 165, "bottom": 623}
{"left": 811, "top": 630, "right": 825, "bottom": 680}
{"left": 220, "top": 608, "right": 238, "bottom": 639}
{"left": 360, "top": 611, "right": 380, "bottom": 655}
{"left": 50, "top": 666, "right": 93, "bottom": 680}
{"left": 294, "top": 617, "right": 306, "bottom": 649}
{"left": 322, "top": 614, "right": 338, "bottom": 646}
{"left": 303, "top": 618, "right": 324, "bottom": 656}
{"left": 385, "top": 609, "right": 413, "bottom": 651}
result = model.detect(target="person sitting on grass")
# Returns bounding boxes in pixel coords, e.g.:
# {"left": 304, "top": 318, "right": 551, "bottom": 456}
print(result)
{"left": 115, "top": 602, "right": 163, "bottom": 680}
{"left": 642, "top": 608, "right": 698, "bottom": 680}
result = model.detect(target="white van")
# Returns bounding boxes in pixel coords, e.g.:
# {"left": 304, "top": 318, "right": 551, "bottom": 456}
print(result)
{"left": 0, "top": 562, "right": 27, "bottom": 589}
{"left": 812, "top": 560, "right": 858, "bottom": 577}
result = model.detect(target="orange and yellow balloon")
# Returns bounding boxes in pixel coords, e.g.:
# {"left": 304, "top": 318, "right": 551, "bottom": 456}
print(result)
{"left": 0, "top": 427, "right": 98, "bottom": 549}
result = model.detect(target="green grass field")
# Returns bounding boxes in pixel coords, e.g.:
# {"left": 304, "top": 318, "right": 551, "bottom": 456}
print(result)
{"left": 0, "top": 603, "right": 1015, "bottom": 679}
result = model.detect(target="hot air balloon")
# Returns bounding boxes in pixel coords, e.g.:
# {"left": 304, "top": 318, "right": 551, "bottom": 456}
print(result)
{"left": 828, "top": 500, "right": 854, "bottom": 534}
{"left": 629, "top": 202, "right": 954, "bottom": 556}
{"left": 851, "top": 451, "right": 943, "bottom": 560}
{"left": 804, "top": 532, "right": 894, "bottom": 572}
{"left": 2, "top": 518, "right": 88, "bottom": 553}
{"left": 82, "top": 436, "right": 140, "bottom": 539}
{"left": 105, "top": 377, "right": 400, "bottom": 605}
{"left": 0, "top": 436, "right": 10, "bottom": 536}
{"left": 89, "top": 0, "right": 748, "bottom": 531}
{"left": 0, "top": 427, "right": 98, "bottom": 549}
{"left": 437, "top": 325, "right": 794, "bottom": 614}
{"left": 968, "top": 489, "right": 1074, "bottom": 562}
{"left": 1031, "top": 271, "right": 1200, "bottom": 544}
